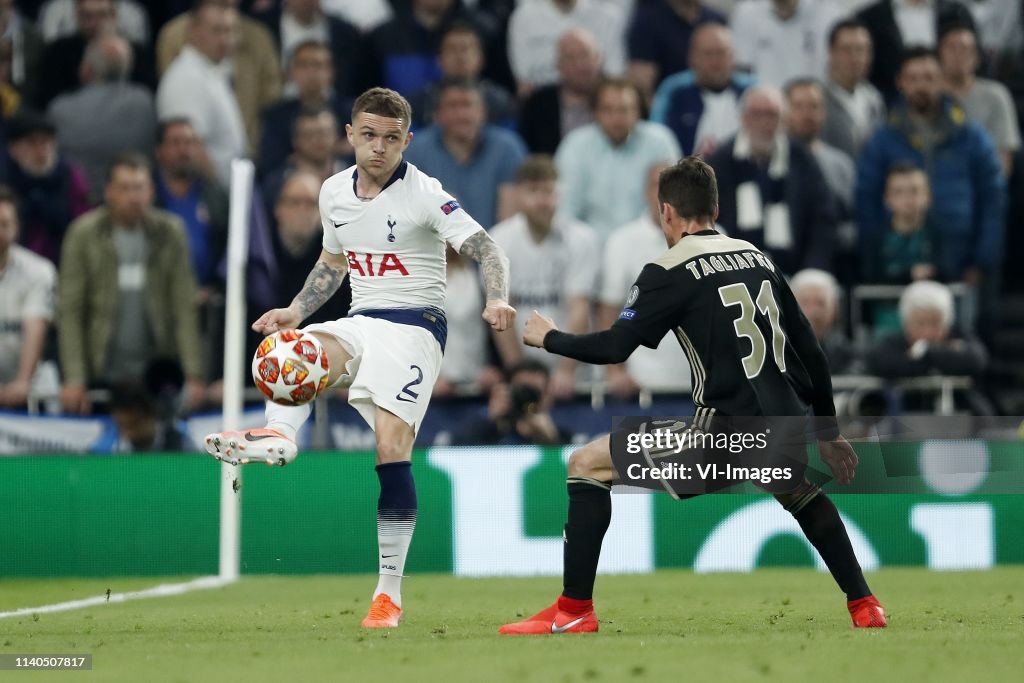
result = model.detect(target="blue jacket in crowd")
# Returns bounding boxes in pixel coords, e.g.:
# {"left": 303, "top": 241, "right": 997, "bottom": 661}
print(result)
{"left": 855, "top": 98, "right": 1006, "bottom": 280}
{"left": 650, "top": 70, "right": 754, "bottom": 155}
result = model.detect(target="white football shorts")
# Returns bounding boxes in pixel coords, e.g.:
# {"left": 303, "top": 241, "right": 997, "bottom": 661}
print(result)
{"left": 302, "top": 315, "right": 442, "bottom": 434}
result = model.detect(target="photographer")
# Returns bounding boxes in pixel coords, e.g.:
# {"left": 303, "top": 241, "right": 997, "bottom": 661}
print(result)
{"left": 454, "top": 359, "right": 571, "bottom": 446}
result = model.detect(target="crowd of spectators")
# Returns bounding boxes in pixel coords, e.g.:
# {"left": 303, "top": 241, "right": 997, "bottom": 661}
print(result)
{"left": 0, "top": 0, "right": 1021, "bottom": 436}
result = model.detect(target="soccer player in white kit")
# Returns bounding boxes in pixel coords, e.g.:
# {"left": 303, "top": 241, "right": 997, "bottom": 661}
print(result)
{"left": 204, "top": 88, "right": 516, "bottom": 628}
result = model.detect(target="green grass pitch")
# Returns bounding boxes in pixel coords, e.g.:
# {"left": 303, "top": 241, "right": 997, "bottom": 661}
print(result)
{"left": 2, "top": 568, "right": 1022, "bottom": 683}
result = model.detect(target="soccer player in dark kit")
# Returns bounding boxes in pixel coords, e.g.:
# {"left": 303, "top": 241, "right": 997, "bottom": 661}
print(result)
{"left": 500, "top": 157, "right": 887, "bottom": 635}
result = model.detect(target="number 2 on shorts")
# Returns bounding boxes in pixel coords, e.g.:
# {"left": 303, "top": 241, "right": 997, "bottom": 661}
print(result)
{"left": 396, "top": 365, "right": 423, "bottom": 403}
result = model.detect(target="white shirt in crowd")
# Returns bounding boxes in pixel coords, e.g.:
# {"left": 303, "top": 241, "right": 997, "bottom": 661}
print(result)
{"left": 440, "top": 263, "right": 486, "bottom": 386}
{"left": 320, "top": 162, "right": 483, "bottom": 314}
{"left": 321, "top": 0, "right": 393, "bottom": 33}
{"left": 156, "top": 46, "right": 249, "bottom": 188}
{"left": 280, "top": 12, "right": 329, "bottom": 64}
{"left": 507, "top": 0, "right": 627, "bottom": 88}
{"left": 0, "top": 245, "right": 56, "bottom": 384}
{"left": 692, "top": 89, "right": 742, "bottom": 157}
{"left": 826, "top": 78, "right": 886, "bottom": 150}
{"left": 490, "top": 212, "right": 601, "bottom": 366}
{"left": 730, "top": 0, "right": 845, "bottom": 86}
{"left": 601, "top": 214, "right": 691, "bottom": 393}
{"left": 893, "top": 0, "right": 937, "bottom": 47}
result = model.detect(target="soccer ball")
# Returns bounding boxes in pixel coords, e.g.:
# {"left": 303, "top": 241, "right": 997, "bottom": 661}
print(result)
{"left": 252, "top": 329, "right": 330, "bottom": 406}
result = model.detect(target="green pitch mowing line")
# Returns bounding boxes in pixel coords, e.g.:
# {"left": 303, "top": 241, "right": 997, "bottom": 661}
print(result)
{"left": 1, "top": 568, "right": 1022, "bottom": 683}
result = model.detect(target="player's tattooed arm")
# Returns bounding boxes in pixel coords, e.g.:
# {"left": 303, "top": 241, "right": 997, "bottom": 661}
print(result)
{"left": 291, "top": 251, "right": 349, "bottom": 320}
{"left": 459, "top": 230, "right": 516, "bottom": 331}
{"left": 459, "top": 230, "right": 509, "bottom": 301}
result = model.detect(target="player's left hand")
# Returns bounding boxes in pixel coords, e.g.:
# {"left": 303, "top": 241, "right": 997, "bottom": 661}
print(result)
{"left": 818, "top": 436, "right": 859, "bottom": 485}
{"left": 523, "top": 310, "right": 557, "bottom": 348}
{"left": 483, "top": 299, "right": 516, "bottom": 332}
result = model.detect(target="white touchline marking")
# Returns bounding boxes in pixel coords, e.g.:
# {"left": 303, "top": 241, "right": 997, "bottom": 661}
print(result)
{"left": 0, "top": 576, "right": 236, "bottom": 620}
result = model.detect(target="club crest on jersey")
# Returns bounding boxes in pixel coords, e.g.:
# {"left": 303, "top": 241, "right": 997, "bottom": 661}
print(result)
{"left": 625, "top": 285, "right": 639, "bottom": 307}
{"left": 440, "top": 200, "right": 460, "bottom": 215}
{"left": 386, "top": 215, "right": 397, "bottom": 242}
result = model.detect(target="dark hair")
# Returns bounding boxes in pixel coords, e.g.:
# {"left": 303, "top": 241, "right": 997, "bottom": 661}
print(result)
{"left": 156, "top": 117, "right": 194, "bottom": 145}
{"left": 937, "top": 21, "right": 977, "bottom": 48}
{"left": 828, "top": 18, "right": 869, "bottom": 49}
{"left": 783, "top": 77, "right": 823, "bottom": 98}
{"left": 441, "top": 19, "right": 482, "bottom": 44}
{"left": 433, "top": 77, "right": 484, "bottom": 114}
{"left": 593, "top": 77, "right": 642, "bottom": 111}
{"left": 658, "top": 156, "right": 718, "bottom": 222}
{"left": 106, "top": 151, "right": 151, "bottom": 184}
{"left": 508, "top": 358, "right": 550, "bottom": 381}
{"left": 436, "top": 76, "right": 483, "bottom": 97}
{"left": 287, "top": 39, "right": 331, "bottom": 68}
{"left": 899, "top": 45, "right": 939, "bottom": 72}
{"left": 0, "top": 184, "right": 18, "bottom": 212}
{"left": 351, "top": 87, "right": 413, "bottom": 130}
{"left": 292, "top": 106, "right": 337, "bottom": 137}
{"left": 515, "top": 154, "right": 558, "bottom": 184}
{"left": 886, "top": 161, "right": 927, "bottom": 181}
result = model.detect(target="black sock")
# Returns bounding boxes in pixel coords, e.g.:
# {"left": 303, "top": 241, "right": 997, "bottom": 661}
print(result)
{"left": 788, "top": 492, "right": 871, "bottom": 601}
{"left": 562, "top": 477, "right": 612, "bottom": 601}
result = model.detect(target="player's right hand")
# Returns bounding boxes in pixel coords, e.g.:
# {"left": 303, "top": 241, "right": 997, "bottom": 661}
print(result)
{"left": 483, "top": 299, "right": 516, "bottom": 332}
{"left": 818, "top": 436, "right": 859, "bottom": 485}
{"left": 252, "top": 307, "right": 303, "bottom": 334}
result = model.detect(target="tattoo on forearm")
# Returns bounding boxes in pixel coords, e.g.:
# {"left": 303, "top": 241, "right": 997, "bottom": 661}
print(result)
{"left": 291, "top": 260, "right": 346, "bottom": 320}
{"left": 459, "top": 230, "right": 509, "bottom": 301}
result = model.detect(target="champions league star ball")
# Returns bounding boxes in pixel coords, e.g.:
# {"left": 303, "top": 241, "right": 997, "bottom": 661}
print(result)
{"left": 252, "top": 329, "right": 330, "bottom": 406}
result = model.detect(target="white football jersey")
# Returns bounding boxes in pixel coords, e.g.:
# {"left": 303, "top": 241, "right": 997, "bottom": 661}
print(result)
{"left": 319, "top": 161, "right": 483, "bottom": 314}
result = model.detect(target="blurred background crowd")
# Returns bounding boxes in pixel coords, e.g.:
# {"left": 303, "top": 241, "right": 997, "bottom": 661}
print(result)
{"left": 0, "top": 0, "right": 1022, "bottom": 450}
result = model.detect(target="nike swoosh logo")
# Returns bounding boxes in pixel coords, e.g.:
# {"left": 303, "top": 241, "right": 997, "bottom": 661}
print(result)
{"left": 551, "top": 616, "right": 585, "bottom": 633}
{"left": 395, "top": 394, "right": 416, "bottom": 403}
{"left": 244, "top": 432, "right": 275, "bottom": 442}
{"left": 333, "top": 221, "right": 349, "bottom": 228}
{"left": 381, "top": 554, "right": 398, "bottom": 559}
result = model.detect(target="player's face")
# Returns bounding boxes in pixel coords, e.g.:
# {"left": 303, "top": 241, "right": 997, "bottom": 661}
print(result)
{"left": 689, "top": 27, "right": 734, "bottom": 90}
{"left": 885, "top": 171, "right": 930, "bottom": 227}
{"left": 904, "top": 308, "right": 948, "bottom": 344}
{"left": 830, "top": 27, "right": 872, "bottom": 83}
{"left": 436, "top": 88, "right": 485, "bottom": 142}
{"left": 347, "top": 112, "right": 411, "bottom": 178}
{"left": 105, "top": 166, "right": 154, "bottom": 225}
{"left": 440, "top": 31, "right": 483, "bottom": 79}
{"left": 898, "top": 58, "right": 943, "bottom": 113}
{"left": 794, "top": 286, "right": 835, "bottom": 339}
{"left": 289, "top": 46, "right": 333, "bottom": 98}
{"left": 938, "top": 29, "right": 978, "bottom": 80}
{"left": 0, "top": 201, "right": 18, "bottom": 251}
{"left": 518, "top": 180, "right": 558, "bottom": 229}
{"left": 595, "top": 86, "right": 640, "bottom": 145}
{"left": 785, "top": 84, "right": 825, "bottom": 141}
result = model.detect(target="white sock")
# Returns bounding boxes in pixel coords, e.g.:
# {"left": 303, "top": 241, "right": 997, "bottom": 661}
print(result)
{"left": 264, "top": 401, "right": 311, "bottom": 443}
{"left": 372, "top": 462, "right": 417, "bottom": 608}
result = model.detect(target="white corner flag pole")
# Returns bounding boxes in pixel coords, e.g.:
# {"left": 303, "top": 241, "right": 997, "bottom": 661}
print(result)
{"left": 219, "top": 158, "right": 255, "bottom": 582}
